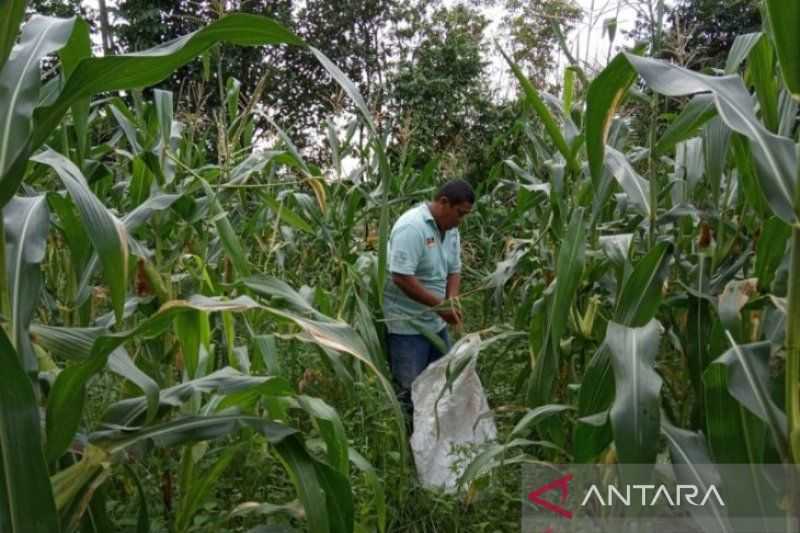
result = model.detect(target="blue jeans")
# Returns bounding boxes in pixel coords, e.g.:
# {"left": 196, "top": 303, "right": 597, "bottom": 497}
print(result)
{"left": 388, "top": 328, "right": 450, "bottom": 414}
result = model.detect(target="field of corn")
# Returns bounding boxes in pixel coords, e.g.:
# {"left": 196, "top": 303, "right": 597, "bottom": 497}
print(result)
{"left": 2, "top": 0, "right": 800, "bottom": 531}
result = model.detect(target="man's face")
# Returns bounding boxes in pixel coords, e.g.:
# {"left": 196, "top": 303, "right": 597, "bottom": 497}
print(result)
{"left": 438, "top": 197, "right": 472, "bottom": 230}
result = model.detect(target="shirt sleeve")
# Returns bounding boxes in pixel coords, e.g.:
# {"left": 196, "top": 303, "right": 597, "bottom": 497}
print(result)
{"left": 389, "top": 225, "right": 424, "bottom": 275}
{"left": 448, "top": 230, "right": 461, "bottom": 274}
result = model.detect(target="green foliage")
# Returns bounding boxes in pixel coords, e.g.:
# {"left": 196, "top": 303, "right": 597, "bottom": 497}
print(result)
{"left": 501, "top": 0, "right": 582, "bottom": 87}
{"left": 390, "top": 4, "right": 493, "bottom": 175}
{"left": 2, "top": 2, "right": 800, "bottom": 531}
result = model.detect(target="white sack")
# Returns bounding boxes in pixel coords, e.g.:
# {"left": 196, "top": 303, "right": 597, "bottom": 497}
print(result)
{"left": 410, "top": 334, "right": 497, "bottom": 493}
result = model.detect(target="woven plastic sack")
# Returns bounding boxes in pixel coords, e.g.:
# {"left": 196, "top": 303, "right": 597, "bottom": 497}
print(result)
{"left": 410, "top": 334, "right": 497, "bottom": 493}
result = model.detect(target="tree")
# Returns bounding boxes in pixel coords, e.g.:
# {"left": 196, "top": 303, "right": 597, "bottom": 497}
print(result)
{"left": 389, "top": 4, "right": 492, "bottom": 175}
{"left": 628, "top": 0, "right": 761, "bottom": 70}
{"left": 668, "top": 0, "right": 761, "bottom": 70}
{"left": 501, "top": 0, "right": 582, "bottom": 87}
{"left": 113, "top": 0, "right": 396, "bottom": 150}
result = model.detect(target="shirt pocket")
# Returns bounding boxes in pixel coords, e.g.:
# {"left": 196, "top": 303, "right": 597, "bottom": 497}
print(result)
{"left": 417, "top": 244, "right": 434, "bottom": 274}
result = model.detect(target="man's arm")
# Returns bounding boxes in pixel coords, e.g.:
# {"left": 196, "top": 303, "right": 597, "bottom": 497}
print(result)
{"left": 391, "top": 273, "right": 461, "bottom": 325}
{"left": 445, "top": 273, "right": 461, "bottom": 299}
{"left": 391, "top": 273, "right": 442, "bottom": 307}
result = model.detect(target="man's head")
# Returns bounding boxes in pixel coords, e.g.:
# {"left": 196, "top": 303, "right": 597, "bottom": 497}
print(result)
{"left": 429, "top": 179, "right": 474, "bottom": 231}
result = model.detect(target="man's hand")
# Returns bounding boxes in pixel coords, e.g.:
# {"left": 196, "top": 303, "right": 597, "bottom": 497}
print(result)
{"left": 392, "top": 273, "right": 442, "bottom": 307}
{"left": 437, "top": 307, "right": 463, "bottom": 326}
{"left": 441, "top": 273, "right": 463, "bottom": 328}
{"left": 392, "top": 273, "right": 463, "bottom": 327}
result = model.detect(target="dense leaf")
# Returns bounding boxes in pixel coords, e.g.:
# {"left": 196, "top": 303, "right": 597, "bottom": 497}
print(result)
{"left": 58, "top": 17, "right": 91, "bottom": 161}
{"left": 0, "top": 0, "right": 25, "bottom": 73}
{"left": 656, "top": 94, "right": 716, "bottom": 155}
{"left": 625, "top": 52, "right": 798, "bottom": 223}
{"left": 0, "top": 327, "right": 59, "bottom": 532}
{"left": 709, "top": 335, "right": 789, "bottom": 462}
{"left": 766, "top": 0, "right": 800, "bottom": 99}
{"left": 103, "top": 367, "right": 291, "bottom": 426}
{"left": 0, "top": 15, "right": 76, "bottom": 207}
{"left": 604, "top": 146, "right": 651, "bottom": 217}
{"left": 89, "top": 408, "right": 355, "bottom": 533}
{"left": 3, "top": 195, "right": 48, "bottom": 374}
{"left": 607, "top": 320, "right": 663, "bottom": 465}
{"left": 585, "top": 51, "right": 638, "bottom": 184}
{"left": 45, "top": 295, "right": 261, "bottom": 461}
{"left": 32, "top": 148, "right": 129, "bottom": 324}
{"left": 725, "top": 32, "right": 763, "bottom": 74}
{"left": 499, "top": 46, "right": 575, "bottom": 172}
{"left": 0, "top": 14, "right": 305, "bottom": 208}
{"left": 661, "top": 421, "right": 732, "bottom": 533}
{"left": 755, "top": 216, "right": 791, "bottom": 291}
{"left": 614, "top": 241, "right": 673, "bottom": 326}
{"left": 509, "top": 404, "right": 573, "bottom": 440}
{"left": 528, "top": 207, "right": 585, "bottom": 407}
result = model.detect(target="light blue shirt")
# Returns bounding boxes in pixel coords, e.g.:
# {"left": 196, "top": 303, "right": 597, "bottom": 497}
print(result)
{"left": 383, "top": 202, "right": 461, "bottom": 335}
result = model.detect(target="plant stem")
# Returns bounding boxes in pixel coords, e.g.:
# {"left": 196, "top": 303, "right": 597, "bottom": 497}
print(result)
{"left": 648, "top": 94, "right": 659, "bottom": 247}
{"left": 647, "top": 0, "right": 664, "bottom": 248}
{"left": 0, "top": 215, "right": 9, "bottom": 338}
{"left": 787, "top": 146, "right": 800, "bottom": 530}
{"left": 788, "top": 143, "right": 800, "bottom": 461}
{"left": 787, "top": 225, "right": 800, "bottom": 464}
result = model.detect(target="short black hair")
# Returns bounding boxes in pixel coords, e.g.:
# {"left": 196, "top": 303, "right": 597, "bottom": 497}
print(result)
{"left": 434, "top": 179, "right": 475, "bottom": 205}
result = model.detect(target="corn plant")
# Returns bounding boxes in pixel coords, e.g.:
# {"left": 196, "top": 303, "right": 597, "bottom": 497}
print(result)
{"left": 0, "top": 3, "right": 403, "bottom": 531}
{"left": 455, "top": 2, "right": 800, "bottom": 528}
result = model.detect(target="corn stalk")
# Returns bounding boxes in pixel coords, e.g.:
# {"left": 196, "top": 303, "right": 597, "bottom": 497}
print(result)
{"left": 786, "top": 130, "right": 800, "bottom": 461}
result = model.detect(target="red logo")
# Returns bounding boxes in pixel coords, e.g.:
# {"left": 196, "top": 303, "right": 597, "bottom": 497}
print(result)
{"left": 527, "top": 473, "right": 573, "bottom": 520}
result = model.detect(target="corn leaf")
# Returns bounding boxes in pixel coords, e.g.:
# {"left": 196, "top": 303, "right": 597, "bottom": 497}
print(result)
{"left": 703, "top": 364, "right": 766, "bottom": 464}
{"left": 585, "top": 51, "right": 638, "bottom": 184}
{"left": 604, "top": 146, "right": 651, "bottom": 218}
{"left": 747, "top": 33, "right": 779, "bottom": 132}
{"left": 0, "top": 327, "right": 59, "bottom": 532}
{"left": 499, "top": 45, "right": 576, "bottom": 172}
{"left": 103, "top": 367, "right": 291, "bottom": 426}
{"left": 624, "top": 53, "right": 797, "bottom": 223}
{"left": 661, "top": 421, "right": 733, "bottom": 533}
{"left": 44, "top": 295, "right": 261, "bottom": 462}
{"left": 1, "top": 14, "right": 305, "bottom": 208}
{"left": 0, "top": 0, "right": 25, "bottom": 73}
{"left": 0, "top": 15, "right": 76, "bottom": 206}
{"left": 58, "top": 17, "right": 91, "bottom": 161}
{"left": 31, "top": 148, "right": 129, "bottom": 324}
{"left": 766, "top": 0, "right": 800, "bottom": 99}
{"left": 614, "top": 241, "right": 673, "bottom": 326}
{"left": 3, "top": 195, "right": 48, "bottom": 374}
{"left": 607, "top": 319, "right": 663, "bottom": 464}
{"left": 528, "top": 207, "right": 585, "bottom": 407}
{"left": 655, "top": 94, "right": 716, "bottom": 155}
{"left": 709, "top": 334, "right": 789, "bottom": 462}
{"left": 725, "top": 32, "right": 763, "bottom": 74}
{"left": 297, "top": 396, "right": 349, "bottom": 477}
{"left": 310, "top": 47, "right": 374, "bottom": 134}
{"left": 686, "top": 254, "right": 712, "bottom": 429}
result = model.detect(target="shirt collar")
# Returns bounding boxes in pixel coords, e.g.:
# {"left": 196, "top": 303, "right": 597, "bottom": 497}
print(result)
{"left": 421, "top": 202, "right": 451, "bottom": 239}
{"left": 420, "top": 202, "right": 435, "bottom": 223}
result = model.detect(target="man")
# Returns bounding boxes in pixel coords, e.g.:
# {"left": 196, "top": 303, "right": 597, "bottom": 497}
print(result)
{"left": 383, "top": 179, "right": 474, "bottom": 414}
